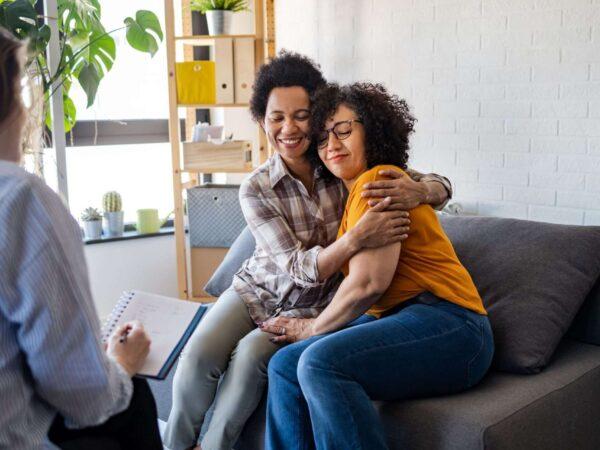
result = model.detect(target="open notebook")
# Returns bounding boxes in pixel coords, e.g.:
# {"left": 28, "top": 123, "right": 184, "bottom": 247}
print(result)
{"left": 101, "top": 291, "right": 206, "bottom": 380}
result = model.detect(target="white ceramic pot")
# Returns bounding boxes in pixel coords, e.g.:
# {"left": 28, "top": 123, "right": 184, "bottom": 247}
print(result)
{"left": 83, "top": 220, "right": 102, "bottom": 240}
{"left": 104, "top": 211, "right": 124, "bottom": 236}
{"left": 206, "top": 10, "right": 233, "bottom": 35}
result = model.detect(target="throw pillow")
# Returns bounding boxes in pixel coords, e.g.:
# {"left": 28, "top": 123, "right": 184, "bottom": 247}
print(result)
{"left": 439, "top": 215, "right": 600, "bottom": 374}
{"left": 203, "top": 226, "right": 256, "bottom": 297}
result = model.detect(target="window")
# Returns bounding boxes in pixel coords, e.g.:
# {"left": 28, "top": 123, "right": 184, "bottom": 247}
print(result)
{"left": 67, "top": 143, "right": 174, "bottom": 223}
{"left": 64, "top": 0, "right": 174, "bottom": 223}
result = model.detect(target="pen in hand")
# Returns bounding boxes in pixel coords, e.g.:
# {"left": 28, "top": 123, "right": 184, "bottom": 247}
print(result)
{"left": 107, "top": 321, "right": 150, "bottom": 377}
{"left": 119, "top": 325, "right": 132, "bottom": 344}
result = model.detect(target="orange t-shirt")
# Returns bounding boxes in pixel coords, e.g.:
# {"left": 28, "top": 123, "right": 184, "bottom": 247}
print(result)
{"left": 337, "top": 165, "right": 487, "bottom": 318}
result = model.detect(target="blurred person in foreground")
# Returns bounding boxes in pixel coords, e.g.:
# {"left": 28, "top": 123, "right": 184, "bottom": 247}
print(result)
{"left": 0, "top": 27, "right": 162, "bottom": 450}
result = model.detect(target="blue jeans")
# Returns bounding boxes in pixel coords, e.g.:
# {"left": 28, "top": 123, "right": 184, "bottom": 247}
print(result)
{"left": 265, "top": 293, "right": 495, "bottom": 450}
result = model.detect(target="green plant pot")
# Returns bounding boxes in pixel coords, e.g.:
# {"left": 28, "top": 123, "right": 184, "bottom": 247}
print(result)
{"left": 137, "top": 209, "right": 161, "bottom": 234}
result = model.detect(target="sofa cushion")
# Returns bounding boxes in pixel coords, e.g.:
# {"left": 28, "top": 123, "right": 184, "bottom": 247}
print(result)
{"left": 439, "top": 216, "right": 600, "bottom": 373}
{"left": 204, "top": 226, "right": 255, "bottom": 297}
{"left": 232, "top": 339, "right": 600, "bottom": 450}
{"left": 377, "top": 339, "right": 600, "bottom": 450}
{"left": 568, "top": 277, "right": 600, "bottom": 345}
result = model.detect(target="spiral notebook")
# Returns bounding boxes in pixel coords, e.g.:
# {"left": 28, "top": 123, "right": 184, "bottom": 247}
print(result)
{"left": 101, "top": 290, "right": 207, "bottom": 380}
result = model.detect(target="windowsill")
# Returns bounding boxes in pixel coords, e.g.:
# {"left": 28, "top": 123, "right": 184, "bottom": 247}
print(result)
{"left": 84, "top": 226, "right": 175, "bottom": 245}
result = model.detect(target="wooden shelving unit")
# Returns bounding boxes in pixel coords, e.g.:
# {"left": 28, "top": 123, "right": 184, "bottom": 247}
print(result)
{"left": 175, "top": 34, "right": 257, "bottom": 44}
{"left": 177, "top": 103, "right": 250, "bottom": 108}
{"left": 164, "top": 0, "right": 276, "bottom": 301}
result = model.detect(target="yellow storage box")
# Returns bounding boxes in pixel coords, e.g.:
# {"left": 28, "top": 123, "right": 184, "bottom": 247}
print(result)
{"left": 176, "top": 61, "right": 216, "bottom": 105}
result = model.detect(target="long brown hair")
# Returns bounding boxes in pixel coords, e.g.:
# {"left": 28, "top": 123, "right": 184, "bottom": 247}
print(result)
{"left": 0, "top": 27, "right": 25, "bottom": 126}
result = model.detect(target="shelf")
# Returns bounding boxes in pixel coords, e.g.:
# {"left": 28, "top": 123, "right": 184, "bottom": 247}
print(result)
{"left": 181, "top": 166, "right": 253, "bottom": 174}
{"left": 177, "top": 103, "right": 249, "bottom": 108}
{"left": 165, "top": 0, "right": 274, "bottom": 300}
{"left": 175, "top": 34, "right": 256, "bottom": 45}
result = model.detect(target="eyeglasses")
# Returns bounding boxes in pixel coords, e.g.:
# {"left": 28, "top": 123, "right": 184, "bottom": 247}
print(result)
{"left": 317, "top": 119, "right": 363, "bottom": 149}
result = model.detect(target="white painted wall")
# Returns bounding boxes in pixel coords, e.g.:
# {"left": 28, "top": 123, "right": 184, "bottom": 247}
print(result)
{"left": 275, "top": 0, "right": 600, "bottom": 225}
{"left": 84, "top": 235, "right": 178, "bottom": 320}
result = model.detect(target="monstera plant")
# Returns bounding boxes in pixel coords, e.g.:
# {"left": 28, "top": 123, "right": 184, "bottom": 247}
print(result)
{"left": 0, "top": 0, "right": 163, "bottom": 133}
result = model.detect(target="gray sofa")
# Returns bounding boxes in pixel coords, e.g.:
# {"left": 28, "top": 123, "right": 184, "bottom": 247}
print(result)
{"left": 151, "top": 215, "right": 600, "bottom": 449}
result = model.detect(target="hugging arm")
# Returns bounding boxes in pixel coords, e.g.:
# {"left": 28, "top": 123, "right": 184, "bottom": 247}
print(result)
{"left": 315, "top": 197, "right": 409, "bottom": 280}
{"left": 240, "top": 181, "right": 409, "bottom": 286}
{"left": 408, "top": 169, "right": 453, "bottom": 210}
{"left": 362, "top": 169, "right": 453, "bottom": 211}
{"left": 262, "top": 239, "right": 400, "bottom": 341}
{"left": 262, "top": 177, "right": 403, "bottom": 342}
{"left": 311, "top": 242, "right": 401, "bottom": 335}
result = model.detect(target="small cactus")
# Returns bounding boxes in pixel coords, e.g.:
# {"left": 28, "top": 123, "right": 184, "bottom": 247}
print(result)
{"left": 102, "top": 191, "right": 122, "bottom": 213}
{"left": 81, "top": 207, "right": 102, "bottom": 222}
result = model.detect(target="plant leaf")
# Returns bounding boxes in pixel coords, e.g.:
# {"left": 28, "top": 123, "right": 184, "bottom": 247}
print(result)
{"left": 2, "top": 0, "right": 163, "bottom": 133}
{"left": 190, "top": 0, "right": 249, "bottom": 13}
{"left": 70, "top": 29, "right": 116, "bottom": 76}
{"left": 32, "top": 23, "right": 51, "bottom": 55}
{"left": 2, "top": 0, "right": 37, "bottom": 33}
{"left": 124, "top": 10, "right": 162, "bottom": 57}
{"left": 77, "top": 61, "right": 100, "bottom": 107}
{"left": 63, "top": 93, "right": 77, "bottom": 132}
{"left": 44, "top": 88, "right": 77, "bottom": 132}
{"left": 58, "top": 0, "right": 102, "bottom": 34}
{"left": 136, "top": 10, "right": 163, "bottom": 41}
{"left": 0, "top": 0, "right": 54, "bottom": 70}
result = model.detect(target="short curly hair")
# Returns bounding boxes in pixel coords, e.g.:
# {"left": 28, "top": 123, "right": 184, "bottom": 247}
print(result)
{"left": 249, "top": 50, "right": 326, "bottom": 122}
{"left": 309, "top": 82, "right": 416, "bottom": 178}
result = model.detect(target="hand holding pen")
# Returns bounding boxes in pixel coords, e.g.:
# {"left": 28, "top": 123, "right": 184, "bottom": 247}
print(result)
{"left": 106, "top": 320, "right": 151, "bottom": 377}
{"left": 119, "top": 324, "right": 132, "bottom": 343}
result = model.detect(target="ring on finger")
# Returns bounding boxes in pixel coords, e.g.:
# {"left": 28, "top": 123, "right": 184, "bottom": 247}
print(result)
{"left": 281, "top": 327, "right": 286, "bottom": 335}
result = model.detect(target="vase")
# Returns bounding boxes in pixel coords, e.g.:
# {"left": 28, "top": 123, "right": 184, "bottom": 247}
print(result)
{"left": 206, "top": 10, "right": 233, "bottom": 35}
{"left": 104, "top": 211, "right": 124, "bottom": 236}
{"left": 83, "top": 220, "right": 102, "bottom": 240}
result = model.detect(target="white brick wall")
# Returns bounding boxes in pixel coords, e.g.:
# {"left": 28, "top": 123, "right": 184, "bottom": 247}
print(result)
{"left": 275, "top": 0, "right": 600, "bottom": 225}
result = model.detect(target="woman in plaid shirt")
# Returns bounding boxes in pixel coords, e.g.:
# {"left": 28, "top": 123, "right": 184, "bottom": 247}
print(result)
{"left": 164, "top": 52, "right": 452, "bottom": 450}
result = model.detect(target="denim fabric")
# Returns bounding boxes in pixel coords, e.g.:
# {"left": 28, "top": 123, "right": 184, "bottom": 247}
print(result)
{"left": 266, "top": 293, "right": 494, "bottom": 450}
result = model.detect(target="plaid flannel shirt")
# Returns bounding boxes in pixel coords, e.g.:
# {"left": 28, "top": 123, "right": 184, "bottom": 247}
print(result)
{"left": 233, "top": 153, "right": 452, "bottom": 324}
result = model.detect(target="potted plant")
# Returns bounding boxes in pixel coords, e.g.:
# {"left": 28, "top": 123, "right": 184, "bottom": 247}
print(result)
{"left": 0, "top": 0, "right": 163, "bottom": 177}
{"left": 81, "top": 207, "right": 102, "bottom": 240}
{"left": 103, "top": 191, "right": 124, "bottom": 237}
{"left": 190, "top": 0, "right": 250, "bottom": 35}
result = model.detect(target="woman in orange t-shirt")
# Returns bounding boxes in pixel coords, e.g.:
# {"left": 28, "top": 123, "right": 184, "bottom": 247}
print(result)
{"left": 262, "top": 83, "right": 495, "bottom": 450}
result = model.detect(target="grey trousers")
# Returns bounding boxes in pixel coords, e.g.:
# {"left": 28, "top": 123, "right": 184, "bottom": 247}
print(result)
{"left": 163, "top": 288, "right": 280, "bottom": 450}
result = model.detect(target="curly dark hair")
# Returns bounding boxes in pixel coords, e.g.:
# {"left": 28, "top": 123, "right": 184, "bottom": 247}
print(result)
{"left": 249, "top": 50, "right": 326, "bottom": 122}
{"left": 309, "top": 82, "right": 416, "bottom": 178}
